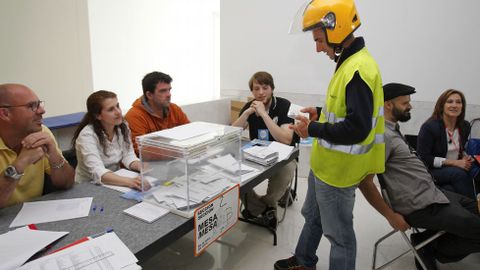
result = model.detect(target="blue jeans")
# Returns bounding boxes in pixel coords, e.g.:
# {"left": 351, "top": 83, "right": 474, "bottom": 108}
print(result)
{"left": 431, "top": 166, "right": 475, "bottom": 199}
{"left": 295, "top": 170, "right": 357, "bottom": 270}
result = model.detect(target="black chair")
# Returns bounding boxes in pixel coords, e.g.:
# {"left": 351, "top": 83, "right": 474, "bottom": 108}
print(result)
{"left": 42, "top": 149, "right": 77, "bottom": 195}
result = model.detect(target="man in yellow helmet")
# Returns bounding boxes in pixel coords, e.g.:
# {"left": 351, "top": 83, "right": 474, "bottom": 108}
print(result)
{"left": 275, "top": 0, "right": 385, "bottom": 269}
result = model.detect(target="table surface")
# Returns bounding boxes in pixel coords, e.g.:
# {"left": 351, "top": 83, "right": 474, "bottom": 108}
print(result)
{"left": 0, "top": 148, "right": 298, "bottom": 263}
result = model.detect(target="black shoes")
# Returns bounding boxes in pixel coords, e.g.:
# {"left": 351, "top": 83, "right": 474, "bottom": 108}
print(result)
{"left": 241, "top": 207, "right": 277, "bottom": 230}
{"left": 410, "top": 232, "right": 438, "bottom": 270}
{"left": 262, "top": 207, "right": 277, "bottom": 229}
{"left": 241, "top": 208, "right": 256, "bottom": 220}
{"left": 274, "top": 256, "right": 314, "bottom": 270}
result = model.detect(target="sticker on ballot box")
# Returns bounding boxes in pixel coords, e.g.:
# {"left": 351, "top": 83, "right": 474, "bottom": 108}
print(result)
{"left": 194, "top": 184, "right": 239, "bottom": 256}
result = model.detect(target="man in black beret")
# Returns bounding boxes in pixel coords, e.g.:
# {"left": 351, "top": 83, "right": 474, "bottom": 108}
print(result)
{"left": 359, "top": 82, "right": 480, "bottom": 270}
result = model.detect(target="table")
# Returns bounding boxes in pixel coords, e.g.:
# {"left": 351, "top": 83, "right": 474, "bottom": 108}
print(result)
{"left": 0, "top": 148, "right": 298, "bottom": 263}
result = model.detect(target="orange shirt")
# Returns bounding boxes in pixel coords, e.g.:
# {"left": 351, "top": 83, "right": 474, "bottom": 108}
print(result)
{"left": 125, "top": 97, "right": 190, "bottom": 154}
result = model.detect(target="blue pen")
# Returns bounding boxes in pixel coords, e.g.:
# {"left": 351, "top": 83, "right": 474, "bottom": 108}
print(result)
{"left": 100, "top": 206, "right": 104, "bottom": 213}
{"left": 89, "top": 228, "right": 114, "bottom": 239}
{"left": 91, "top": 204, "right": 96, "bottom": 213}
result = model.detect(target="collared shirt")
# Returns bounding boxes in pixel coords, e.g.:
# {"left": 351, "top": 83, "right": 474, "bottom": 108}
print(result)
{"left": 75, "top": 124, "right": 139, "bottom": 184}
{"left": 239, "top": 96, "right": 298, "bottom": 146}
{"left": 0, "top": 126, "right": 60, "bottom": 207}
{"left": 383, "top": 120, "right": 449, "bottom": 215}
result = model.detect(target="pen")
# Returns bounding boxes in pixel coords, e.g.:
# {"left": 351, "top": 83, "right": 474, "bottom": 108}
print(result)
{"left": 89, "top": 228, "right": 114, "bottom": 239}
{"left": 47, "top": 228, "right": 114, "bottom": 254}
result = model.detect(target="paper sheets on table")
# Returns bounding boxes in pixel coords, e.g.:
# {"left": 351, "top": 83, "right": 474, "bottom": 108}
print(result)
{"left": 10, "top": 197, "right": 93, "bottom": 228}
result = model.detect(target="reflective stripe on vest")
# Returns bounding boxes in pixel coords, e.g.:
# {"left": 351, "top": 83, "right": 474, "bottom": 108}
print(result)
{"left": 323, "top": 106, "right": 384, "bottom": 129}
{"left": 317, "top": 133, "right": 384, "bottom": 155}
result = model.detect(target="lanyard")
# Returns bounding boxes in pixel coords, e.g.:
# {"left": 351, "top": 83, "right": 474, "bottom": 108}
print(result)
{"left": 446, "top": 128, "right": 460, "bottom": 155}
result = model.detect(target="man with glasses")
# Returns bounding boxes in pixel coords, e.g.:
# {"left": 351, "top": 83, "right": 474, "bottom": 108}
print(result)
{"left": 0, "top": 83, "right": 74, "bottom": 208}
{"left": 125, "top": 71, "right": 190, "bottom": 154}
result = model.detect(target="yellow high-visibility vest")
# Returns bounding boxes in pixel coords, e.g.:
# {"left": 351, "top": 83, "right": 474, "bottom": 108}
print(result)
{"left": 310, "top": 47, "right": 385, "bottom": 187}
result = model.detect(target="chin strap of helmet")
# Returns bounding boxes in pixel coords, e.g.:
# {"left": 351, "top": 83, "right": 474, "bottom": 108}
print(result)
{"left": 333, "top": 45, "right": 343, "bottom": 62}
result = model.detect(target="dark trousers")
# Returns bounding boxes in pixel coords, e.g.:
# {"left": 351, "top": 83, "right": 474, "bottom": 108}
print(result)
{"left": 405, "top": 190, "right": 480, "bottom": 262}
{"left": 431, "top": 167, "right": 475, "bottom": 199}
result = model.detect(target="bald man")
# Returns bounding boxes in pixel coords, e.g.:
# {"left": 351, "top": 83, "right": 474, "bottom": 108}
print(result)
{"left": 0, "top": 84, "right": 74, "bottom": 208}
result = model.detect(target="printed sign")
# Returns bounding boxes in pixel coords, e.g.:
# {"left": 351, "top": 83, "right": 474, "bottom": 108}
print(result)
{"left": 194, "top": 184, "right": 239, "bottom": 256}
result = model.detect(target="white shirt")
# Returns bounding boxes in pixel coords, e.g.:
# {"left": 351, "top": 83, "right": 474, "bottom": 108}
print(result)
{"left": 75, "top": 124, "right": 139, "bottom": 184}
{"left": 433, "top": 128, "right": 460, "bottom": 168}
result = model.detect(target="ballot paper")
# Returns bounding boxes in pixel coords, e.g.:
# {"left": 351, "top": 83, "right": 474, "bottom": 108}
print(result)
{"left": 102, "top": 169, "right": 159, "bottom": 193}
{"left": 18, "top": 232, "right": 139, "bottom": 270}
{"left": 287, "top": 103, "right": 309, "bottom": 119}
{"left": 266, "top": 141, "right": 294, "bottom": 161}
{"left": 208, "top": 154, "right": 255, "bottom": 174}
{"left": 243, "top": 146, "right": 278, "bottom": 166}
{"left": 10, "top": 197, "right": 93, "bottom": 228}
{"left": 0, "top": 226, "right": 68, "bottom": 270}
{"left": 123, "top": 202, "right": 170, "bottom": 223}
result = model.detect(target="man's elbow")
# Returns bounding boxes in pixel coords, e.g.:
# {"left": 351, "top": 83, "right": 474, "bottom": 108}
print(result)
{"left": 54, "top": 168, "right": 75, "bottom": 189}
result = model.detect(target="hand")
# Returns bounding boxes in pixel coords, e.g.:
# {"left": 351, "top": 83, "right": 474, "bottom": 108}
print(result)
{"left": 386, "top": 212, "right": 410, "bottom": 232}
{"left": 129, "top": 176, "right": 151, "bottom": 191}
{"left": 21, "top": 131, "right": 56, "bottom": 156}
{"left": 301, "top": 107, "right": 318, "bottom": 121}
{"left": 242, "top": 106, "right": 256, "bottom": 117}
{"left": 289, "top": 115, "right": 310, "bottom": 138}
{"left": 250, "top": 101, "right": 268, "bottom": 117}
{"left": 14, "top": 146, "right": 46, "bottom": 172}
{"left": 452, "top": 158, "right": 473, "bottom": 171}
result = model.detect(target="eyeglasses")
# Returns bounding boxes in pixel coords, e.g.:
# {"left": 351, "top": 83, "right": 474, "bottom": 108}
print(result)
{"left": 0, "top": 100, "right": 45, "bottom": 112}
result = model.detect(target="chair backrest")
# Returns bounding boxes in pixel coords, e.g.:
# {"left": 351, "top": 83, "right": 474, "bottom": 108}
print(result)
{"left": 376, "top": 174, "right": 394, "bottom": 208}
{"left": 470, "top": 118, "right": 480, "bottom": 140}
{"left": 404, "top": 134, "right": 418, "bottom": 151}
{"left": 63, "top": 149, "right": 78, "bottom": 169}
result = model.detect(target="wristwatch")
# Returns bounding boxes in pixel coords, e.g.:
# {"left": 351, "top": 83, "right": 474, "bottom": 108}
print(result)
{"left": 4, "top": 165, "right": 24, "bottom": 181}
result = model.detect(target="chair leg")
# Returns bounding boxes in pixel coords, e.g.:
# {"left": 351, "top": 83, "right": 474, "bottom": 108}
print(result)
{"left": 400, "top": 231, "right": 428, "bottom": 270}
{"left": 372, "top": 230, "right": 445, "bottom": 270}
{"left": 278, "top": 175, "right": 295, "bottom": 223}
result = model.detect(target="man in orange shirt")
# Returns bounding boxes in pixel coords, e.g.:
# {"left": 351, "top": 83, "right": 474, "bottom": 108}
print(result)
{"left": 125, "top": 71, "right": 190, "bottom": 154}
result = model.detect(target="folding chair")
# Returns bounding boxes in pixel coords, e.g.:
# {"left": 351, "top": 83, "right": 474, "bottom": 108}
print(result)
{"left": 277, "top": 158, "right": 299, "bottom": 223}
{"left": 466, "top": 118, "right": 480, "bottom": 196}
{"left": 372, "top": 174, "right": 445, "bottom": 270}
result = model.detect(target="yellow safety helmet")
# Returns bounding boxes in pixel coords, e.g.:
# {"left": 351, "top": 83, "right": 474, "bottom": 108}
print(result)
{"left": 302, "top": 0, "right": 361, "bottom": 46}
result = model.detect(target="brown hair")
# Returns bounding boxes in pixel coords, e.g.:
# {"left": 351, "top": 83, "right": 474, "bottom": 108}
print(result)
{"left": 248, "top": 71, "right": 275, "bottom": 91}
{"left": 71, "top": 90, "right": 130, "bottom": 156}
{"left": 429, "top": 89, "right": 466, "bottom": 129}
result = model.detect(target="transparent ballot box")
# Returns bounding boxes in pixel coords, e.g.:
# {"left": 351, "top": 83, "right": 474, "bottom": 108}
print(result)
{"left": 136, "top": 122, "right": 243, "bottom": 218}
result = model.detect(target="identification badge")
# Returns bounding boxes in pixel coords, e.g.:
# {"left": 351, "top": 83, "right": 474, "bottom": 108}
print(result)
{"left": 258, "top": 129, "right": 269, "bottom": 141}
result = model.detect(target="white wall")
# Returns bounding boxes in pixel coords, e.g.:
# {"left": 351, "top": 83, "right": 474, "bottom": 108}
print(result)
{"left": 221, "top": 0, "right": 480, "bottom": 104}
{"left": 0, "top": 0, "right": 93, "bottom": 117}
{"left": 87, "top": 0, "right": 220, "bottom": 111}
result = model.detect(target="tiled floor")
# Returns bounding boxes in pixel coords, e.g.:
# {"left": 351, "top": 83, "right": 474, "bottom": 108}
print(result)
{"left": 142, "top": 177, "right": 480, "bottom": 270}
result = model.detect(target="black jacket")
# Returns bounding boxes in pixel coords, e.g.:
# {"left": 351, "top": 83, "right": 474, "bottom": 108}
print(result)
{"left": 417, "top": 118, "right": 471, "bottom": 168}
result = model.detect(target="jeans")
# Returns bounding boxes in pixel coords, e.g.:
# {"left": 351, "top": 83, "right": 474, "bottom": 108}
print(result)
{"left": 295, "top": 170, "right": 357, "bottom": 270}
{"left": 431, "top": 166, "right": 475, "bottom": 199}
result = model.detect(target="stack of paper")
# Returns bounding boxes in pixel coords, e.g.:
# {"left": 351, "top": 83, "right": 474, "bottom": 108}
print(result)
{"left": 243, "top": 146, "right": 278, "bottom": 166}
{"left": 0, "top": 227, "right": 68, "bottom": 270}
{"left": 208, "top": 154, "right": 255, "bottom": 175}
{"left": 18, "top": 232, "right": 139, "bottom": 270}
{"left": 123, "top": 202, "right": 170, "bottom": 223}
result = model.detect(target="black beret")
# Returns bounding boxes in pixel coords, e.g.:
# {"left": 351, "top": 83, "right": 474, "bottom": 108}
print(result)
{"left": 383, "top": 83, "right": 416, "bottom": 101}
